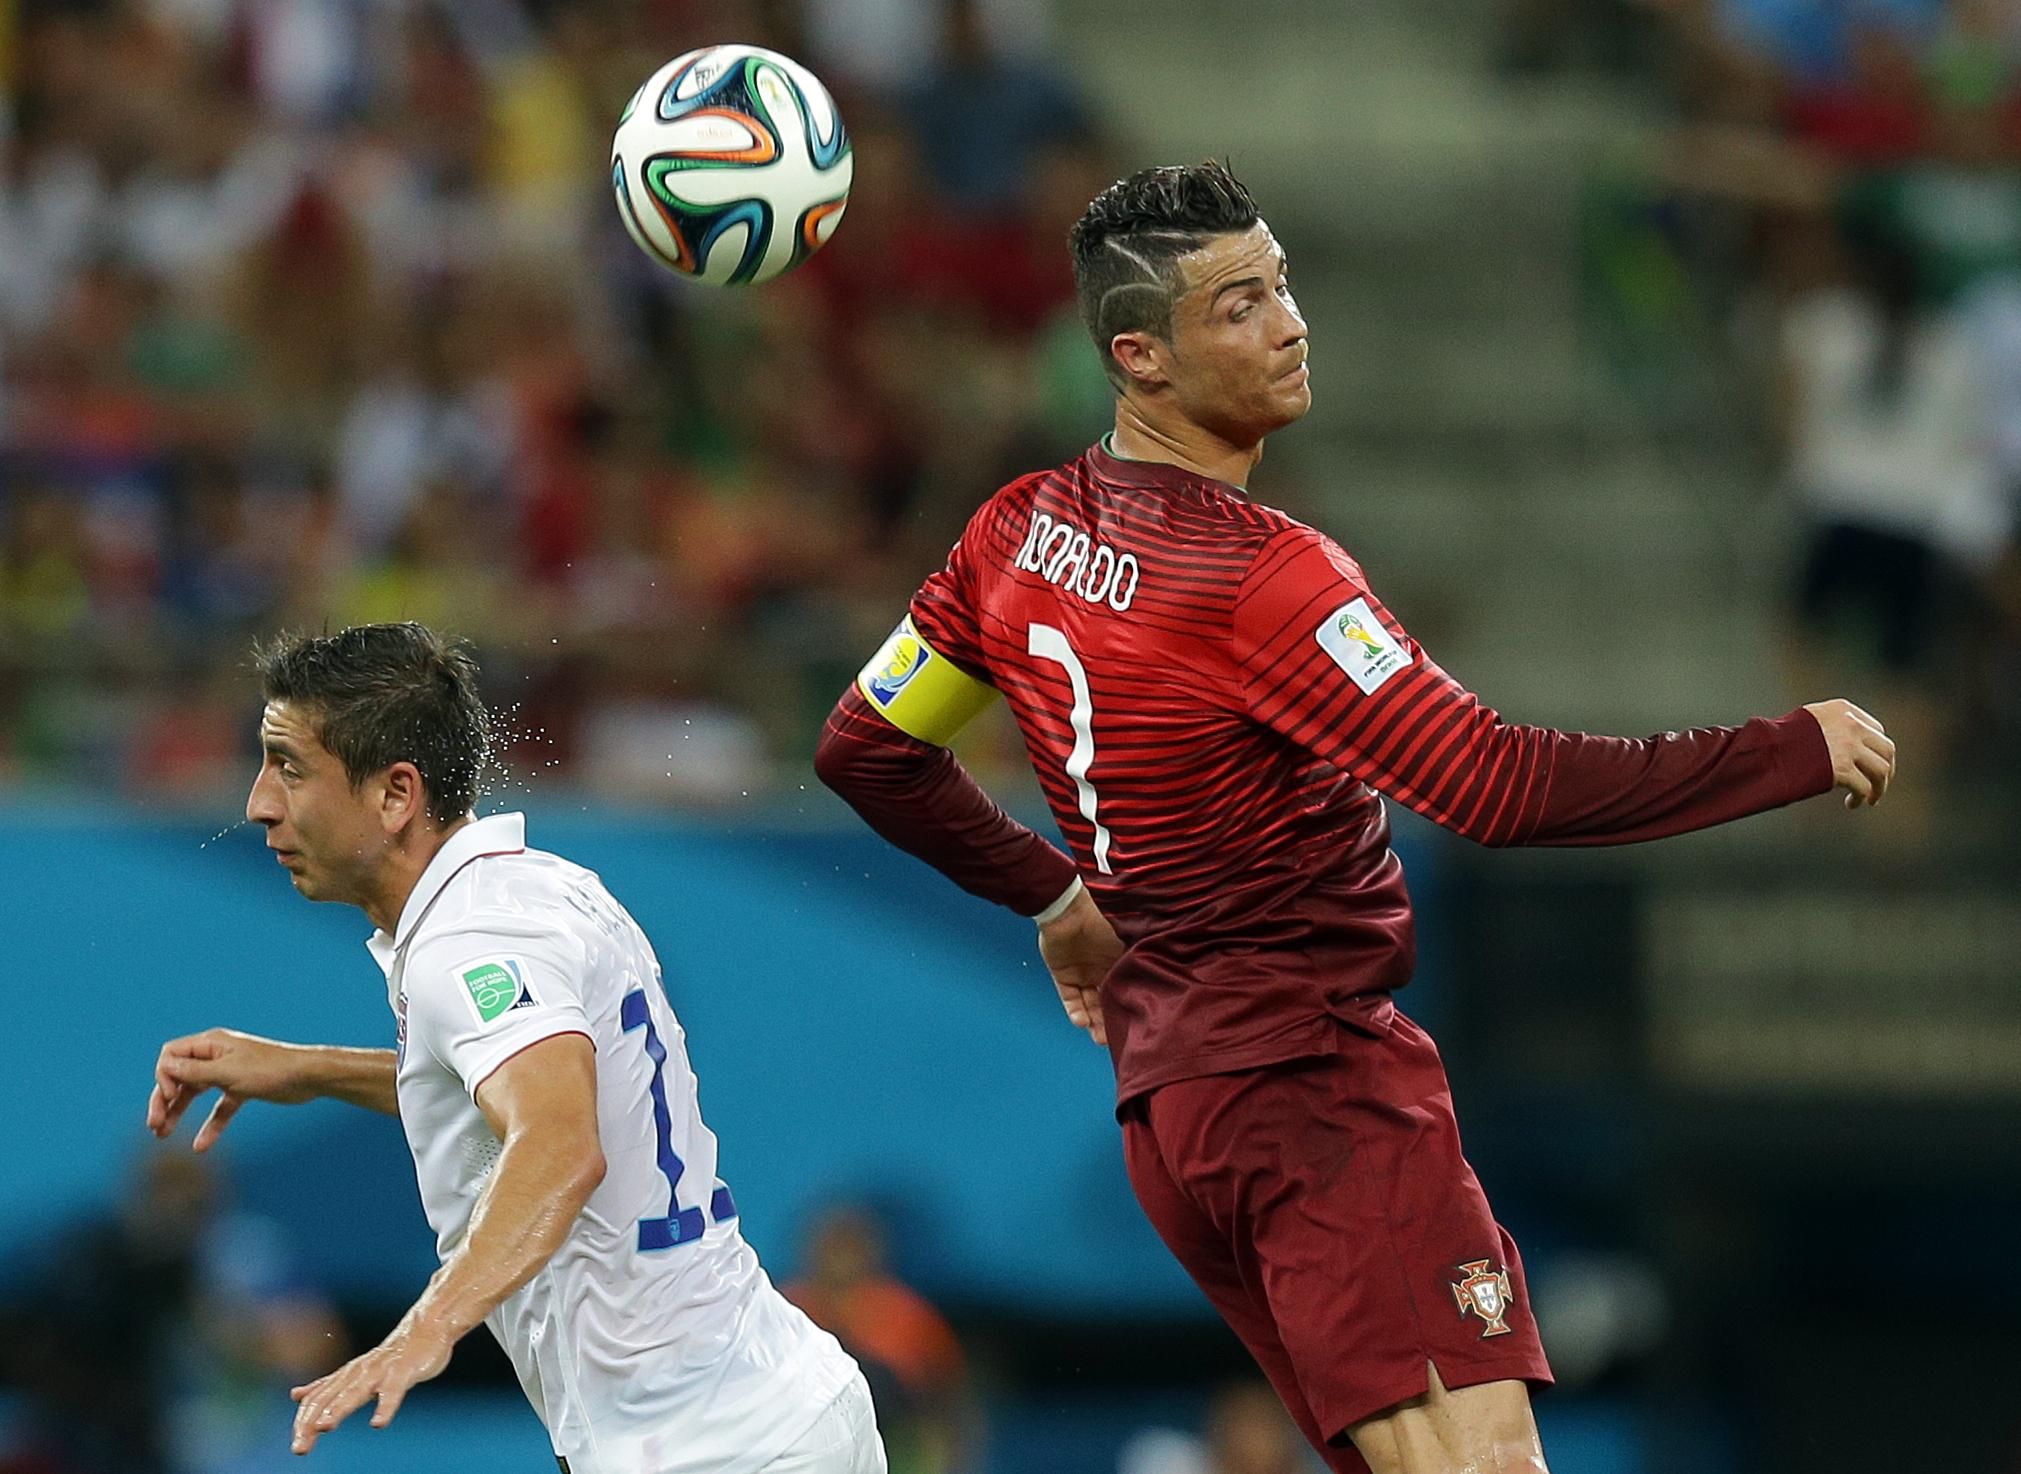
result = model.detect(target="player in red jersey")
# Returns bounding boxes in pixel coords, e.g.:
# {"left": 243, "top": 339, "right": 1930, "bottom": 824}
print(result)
{"left": 814, "top": 161, "right": 1896, "bottom": 1474}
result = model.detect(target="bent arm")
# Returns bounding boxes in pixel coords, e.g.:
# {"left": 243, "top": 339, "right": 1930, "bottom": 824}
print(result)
{"left": 1236, "top": 529, "right": 1835, "bottom": 848}
{"left": 148, "top": 1029, "right": 398, "bottom": 1151}
{"left": 816, "top": 683, "right": 1081, "bottom": 914}
{"left": 287, "top": 1032, "right": 603, "bottom": 1453}
{"left": 406, "top": 1032, "right": 605, "bottom": 1339}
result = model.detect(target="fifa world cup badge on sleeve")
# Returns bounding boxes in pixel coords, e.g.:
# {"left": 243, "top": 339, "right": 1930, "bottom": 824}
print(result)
{"left": 855, "top": 616, "right": 999, "bottom": 745}
{"left": 1451, "top": 1259, "right": 1515, "bottom": 1338}
{"left": 1316, "top": 597, "right": 1412, "bottom": 695}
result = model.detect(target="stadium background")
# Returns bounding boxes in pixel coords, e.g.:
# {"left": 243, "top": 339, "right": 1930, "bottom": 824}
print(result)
{"left": 1, "top": 0, "right": 2017, "bottom": 1470}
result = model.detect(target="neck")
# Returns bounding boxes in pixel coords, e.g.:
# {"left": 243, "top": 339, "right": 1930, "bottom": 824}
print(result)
{"left": 1110, "top": 398, "right": 1264, "bottom": 489}
{"left": 361, "top": 815, "right": 468, "bottom": 935}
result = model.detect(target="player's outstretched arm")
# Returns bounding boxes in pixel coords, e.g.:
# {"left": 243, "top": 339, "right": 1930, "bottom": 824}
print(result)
{"left": 147, "top": 1028, "right": 398, "bottom": 1151}
{"left": 1235, "top": 527, "right": 1886, "bottom": 847}
{"left": 289, "top": 1031, "right": 603, "bottom": 1455}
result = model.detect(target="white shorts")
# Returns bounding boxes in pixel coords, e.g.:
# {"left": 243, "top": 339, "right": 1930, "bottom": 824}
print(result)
{"left": 758, "top": 1371, "right": 886, "bottom": 1474}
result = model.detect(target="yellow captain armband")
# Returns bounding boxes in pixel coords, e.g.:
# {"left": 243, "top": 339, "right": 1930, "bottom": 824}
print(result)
{"left": 855, "top": 616, "right": 1000, "bottom": 746}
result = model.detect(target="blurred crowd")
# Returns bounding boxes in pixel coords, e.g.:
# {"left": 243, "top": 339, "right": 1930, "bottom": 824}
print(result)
{"left": 0, "top": 0, "right": 1113, "bottom": 804}
{"left": 0, "top": 1152, "right": 343, "bottom": 1474}
{"left": 1543, "top": 0, "right": 2021, "bottom": 824}
{"left": 0, "top": 1162, "right": 1315, "bottom": 1474}
{"left": 785, "top": 1207, "right": 977, "bottom": 1474}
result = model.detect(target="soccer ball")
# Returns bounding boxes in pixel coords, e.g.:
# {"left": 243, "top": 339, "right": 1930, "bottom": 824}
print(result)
{"left": 611, "top": 45, "right": 852, "bottom": 287}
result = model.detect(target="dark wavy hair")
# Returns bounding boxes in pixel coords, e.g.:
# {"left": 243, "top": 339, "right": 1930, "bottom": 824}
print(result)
{"left": 255, "top": 622, "right": 489, "bottom": 825}
{"left": 1068, "top": 159, "right": 1261, "bottom": 389}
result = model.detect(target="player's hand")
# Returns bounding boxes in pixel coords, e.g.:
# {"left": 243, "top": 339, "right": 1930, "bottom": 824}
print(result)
{"left": 147, "top": 1028, "right": 314, "bottom": 1152}
{"left": 1037, "top": 887, "right": 1123, "bottom": 1046}
{"left": 289, "top": 1314, "right": 454, "bottom": 1454}
{"left": 1802, "top": 699, "right": 1897, "bottom": 810}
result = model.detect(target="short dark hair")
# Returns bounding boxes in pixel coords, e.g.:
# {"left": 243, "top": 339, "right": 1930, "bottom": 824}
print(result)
{"left": 1069, "top": 159, "right": 1261, "bottom": 389}
{"left": 255, "top": 623, "right": 489, "bottom": 825}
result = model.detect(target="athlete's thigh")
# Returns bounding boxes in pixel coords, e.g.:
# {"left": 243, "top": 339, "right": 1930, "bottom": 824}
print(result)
{"left": 1122, "top": 1103, "right": 1369, "bottom": 1474}
{"left": 1345, "top": 1363, "right": 1547, "bottom": 1474}
{"left": 1147, "top": 1018, "right": 1551, "bottom": 1446}
{"left": 758, "top": 1372, "right": 888, "bottom": 1474}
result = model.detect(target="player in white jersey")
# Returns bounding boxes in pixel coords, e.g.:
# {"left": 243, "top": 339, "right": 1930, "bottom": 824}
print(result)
{"left": 143, "top": 623, "right": 884, "bottom": 1474}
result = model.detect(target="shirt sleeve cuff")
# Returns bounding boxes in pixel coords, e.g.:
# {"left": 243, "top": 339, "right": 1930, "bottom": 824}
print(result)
{"left": 1032, "top": 876, "right": 1085, "bottom": 926}
{"left": 456, "top": 1009, "right": 596, "bottom": 1104}
{"left": 1769, "top": 706, "right": 1836, "bottom": 800}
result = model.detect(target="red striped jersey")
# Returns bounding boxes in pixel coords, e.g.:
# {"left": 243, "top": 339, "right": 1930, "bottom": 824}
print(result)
{"left": 822, "top": 440, "right": 1832, "bottom": 1103}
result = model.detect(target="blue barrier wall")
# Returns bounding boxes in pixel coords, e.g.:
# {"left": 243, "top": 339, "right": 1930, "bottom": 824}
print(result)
{"left": 0, "top": 803, "right": 1439, "bottom": 1315}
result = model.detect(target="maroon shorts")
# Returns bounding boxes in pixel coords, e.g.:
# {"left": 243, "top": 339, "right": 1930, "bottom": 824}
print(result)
{"left": 1120, "top": 1004, "right": 1552, "bottom": 1472}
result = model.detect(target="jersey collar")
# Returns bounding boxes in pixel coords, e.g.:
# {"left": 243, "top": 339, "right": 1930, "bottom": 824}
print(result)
{"left": 1088, "top": 435, "right": 1246, "bottom": 495}
{"left": 367, "top": 811, "right": 529, "bottom": 965}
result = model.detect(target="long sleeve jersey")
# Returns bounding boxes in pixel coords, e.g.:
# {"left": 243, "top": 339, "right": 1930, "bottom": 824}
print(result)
{"left": 817, "top": 440, "right": 1833, "bottom": 1103}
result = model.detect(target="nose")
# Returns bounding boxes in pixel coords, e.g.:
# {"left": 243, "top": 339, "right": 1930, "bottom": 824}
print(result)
{"left": 1275, "top": 290, "right": 1307, "bottom": 344}
{"left": 246, "top": 766, "right": 282, "bottom": 827}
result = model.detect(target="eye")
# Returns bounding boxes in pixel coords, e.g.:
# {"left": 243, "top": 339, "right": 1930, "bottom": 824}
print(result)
{"left": 1231, "top": 305, "right": 1252, "bottom": 322}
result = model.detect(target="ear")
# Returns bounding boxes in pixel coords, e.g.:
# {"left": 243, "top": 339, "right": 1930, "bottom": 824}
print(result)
{"left": 1109, "top": 330, "right": 1172, "bottom": 392}
{"left": 376, "top": 762, "right": 429, "bottom": 836}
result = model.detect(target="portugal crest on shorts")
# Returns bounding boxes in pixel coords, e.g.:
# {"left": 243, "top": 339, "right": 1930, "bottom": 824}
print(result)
{"left": 1451, "top": 1259, "right": 1515, "bottom": 1338}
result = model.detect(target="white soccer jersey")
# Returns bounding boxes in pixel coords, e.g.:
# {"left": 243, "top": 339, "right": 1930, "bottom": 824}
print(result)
{"left": 365, "top": 813, "right": 858, "bottom": 1474}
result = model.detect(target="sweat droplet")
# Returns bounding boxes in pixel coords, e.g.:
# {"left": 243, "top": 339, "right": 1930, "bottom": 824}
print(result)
{"left": 200, "top": 818, "right": 251, "bottom": 848}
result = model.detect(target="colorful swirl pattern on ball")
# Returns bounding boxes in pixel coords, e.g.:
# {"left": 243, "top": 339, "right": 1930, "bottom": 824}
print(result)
{"left": 650, "top": 55, "right": 784, "bottom": 283}
{"left": 618, "top": 47, "right": 851, "bottom": 285}
{"left": 643, "top": 160, "right": 770, "bottom": 283}
{"left": 794, "top": 199, "right": 848, "bottom": 267}
{"left": 612, "top": 158, "right": 690, "bottom": 274}
{"left": 655, "top": 52, "right": 848, "bottom": 180}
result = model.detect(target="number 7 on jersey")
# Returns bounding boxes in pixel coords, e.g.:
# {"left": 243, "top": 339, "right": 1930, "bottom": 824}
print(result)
{"left": 1028, "top": 622, "right": 1113, "bottom": 875}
